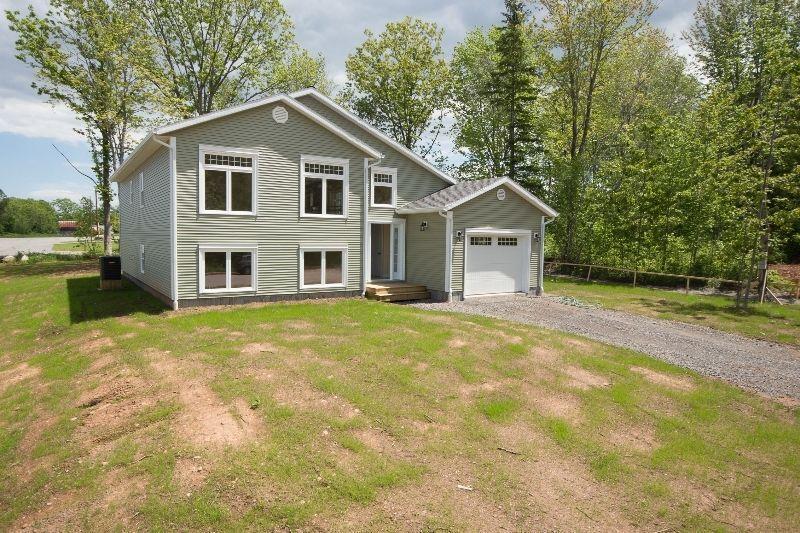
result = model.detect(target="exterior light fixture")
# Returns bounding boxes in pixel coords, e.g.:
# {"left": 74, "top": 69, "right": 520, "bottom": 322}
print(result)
{"left": 456, "top": 230, "right": 463, "bottom": 243}
{"left": 420, "top": 220, "right": 428, "bottom": 232}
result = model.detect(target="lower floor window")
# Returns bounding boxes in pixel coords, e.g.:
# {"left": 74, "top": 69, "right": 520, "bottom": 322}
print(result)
{"left": 301, "top": 247, "right": 346, "bottom": 288}
{"left": 200, "top": 248, "right": 255, "bottom": 293}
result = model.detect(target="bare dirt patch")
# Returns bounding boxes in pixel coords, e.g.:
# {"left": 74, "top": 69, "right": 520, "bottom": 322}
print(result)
{"left": 241, "top": 342, "right": 278, "bottom": 356}
{"left": 270, "top": 376, "right": 360, "bottom": 420}
{"left": 525, "top": 386, "right": 584, "bottom": 423}
{"left": 607, "top": 424, "right": 657, "bottom": 452}
{"left": 0, "top": 362, "right": 40, "bottom": 393}
{"left": 631, "top": 366, "right": 696, "bottom": 392}
{"left": 529, "top": 344, "right": 561, "bottom": 364}
{"left": 447, "top": 338, "right": 468, "bottom": 349}
{"left": 283, "top": 320, "right": 314, "bottom": 330}
{"left": 564, "top": 365, "right": 611, "bottom": 390}
{"left": 151, "top": 356, "right": 263, "bottom": 448}
{"left": 173, "top": 456, "right": 210, "bottom": 491}
{"left": 81, "top": 336, "right": 115, "bottom": 353}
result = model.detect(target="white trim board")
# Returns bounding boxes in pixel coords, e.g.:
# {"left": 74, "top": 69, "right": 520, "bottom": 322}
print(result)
{"left": 290, "top": 88, "right": 457, "bottom": 186}
{"left": 111, "top": 94, "right": 381, "bottom": 183}
{"left": 397, "top": 177, "right": 559, "bottom": 218}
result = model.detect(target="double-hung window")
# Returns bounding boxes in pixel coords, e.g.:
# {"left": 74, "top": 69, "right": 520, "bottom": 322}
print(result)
{"left": 300, "top": 156, "right": 348, "bottom": 218}
{"left": 199, "top": 246, "right": 256, "bottom": 294}
{"left": 300, "top": 246, "right": 346, "bottom": 288}
{"left": 199, "top": 146, "right": 257, "bottom": 214}
{"left": 371, "top": 167, "right": 396, "bottom": 207}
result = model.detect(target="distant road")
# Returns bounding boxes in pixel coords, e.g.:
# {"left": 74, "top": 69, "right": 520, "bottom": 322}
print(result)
{"left": 0, "top": 237, "right": 78, "bottom": 256}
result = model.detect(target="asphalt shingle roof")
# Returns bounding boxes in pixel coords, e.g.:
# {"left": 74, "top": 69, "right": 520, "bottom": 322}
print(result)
{"left": 399, "top": 177, "right": 504, "bottom": 211}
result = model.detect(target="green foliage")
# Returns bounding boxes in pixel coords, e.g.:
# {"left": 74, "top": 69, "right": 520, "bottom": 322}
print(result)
{"left": 136, "top": 0, "right": 330, "bottom": 116}
{"left": 50, "top": 198, "right": 80, "bottom": 221}
{"left": 0, "top": 198, "right": 58, "bottom": 235}
{"left": 486, "top": 0, "right": 543, "bottom": 192}
{"left": 450, "top": 28, "right": 508, "bottom": 180}
{"left": 6, "top": 0, "right": 152, "bottom": 255}
{"left": 343, "top": 17, "right": 450, "bottom": 154}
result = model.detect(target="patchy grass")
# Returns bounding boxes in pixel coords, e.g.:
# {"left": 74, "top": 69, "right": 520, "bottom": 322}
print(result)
{"left": 0, "top": 260, "right": 798, "bottom": 530}
{"left": 546, "top": 276, "right": 800, "bottom": 346}
{"left": 51, "top": 241, "right": 119, "bottom": 254}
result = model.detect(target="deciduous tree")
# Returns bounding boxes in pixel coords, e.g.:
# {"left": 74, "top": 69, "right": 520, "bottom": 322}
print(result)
{"left": 343, "top": 17, "right": 451, "bottom": 155}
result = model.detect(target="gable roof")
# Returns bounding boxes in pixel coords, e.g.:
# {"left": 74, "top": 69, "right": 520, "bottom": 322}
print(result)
{"left": 291, "top": 88, "right": 458, "bottom": 185}
{"left": 396, "top": 176, "right": 558, "bottom": 218}
{"left": 111, "top": 94, "right": 382, "bottom": 183}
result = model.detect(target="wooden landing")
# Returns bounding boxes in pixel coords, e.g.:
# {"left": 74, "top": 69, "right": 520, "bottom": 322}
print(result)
{"left": 365, "top": 281, "right": 430, "bottom": 302}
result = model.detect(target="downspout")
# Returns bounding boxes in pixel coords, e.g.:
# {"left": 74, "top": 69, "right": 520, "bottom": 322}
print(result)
{"left": 438, "top": 210, "right": 453, "bottom": 300}
{"left": 362, "top": 156, "right": 383, "bottom": 295}
{"left": 153, "top": 135, "right": 179, "bottom": 310}
{"left": 538, "top": 216, "right": 556, "bottom": 296}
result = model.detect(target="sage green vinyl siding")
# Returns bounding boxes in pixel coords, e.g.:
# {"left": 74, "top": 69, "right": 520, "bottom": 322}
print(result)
{"left": 173, "top": 103, "right": 366, "bottom": 300}
{"left": 294, "top": 95, "right": 449, "bottom": 220}
{"left": 405, "top": 213, "right": 446, "bottom": 291}
{"left": 118, "top": 146, "right": 172, "bottom": 299}
{"left": 451, "top": 187, "right": 544, "bottom": 292}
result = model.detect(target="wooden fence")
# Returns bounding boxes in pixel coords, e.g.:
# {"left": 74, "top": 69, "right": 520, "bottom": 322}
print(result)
{"left": 543, "top": 261, "right": 741, "bottom": 294}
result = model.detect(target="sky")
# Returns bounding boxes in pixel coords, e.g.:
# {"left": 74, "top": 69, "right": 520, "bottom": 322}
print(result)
{"left": 0, "top": 0, "right": 700, "bottom": 203}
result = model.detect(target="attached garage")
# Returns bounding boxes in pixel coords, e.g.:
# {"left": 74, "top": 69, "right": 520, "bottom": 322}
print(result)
{"left": 397, "top": 176, "right": 558, "bottom": 301}
{"left": 464, "top": 230, "right": 531, "bottom": 297}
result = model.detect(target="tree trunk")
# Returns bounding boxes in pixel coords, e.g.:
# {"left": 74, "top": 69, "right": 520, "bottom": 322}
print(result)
{"left": 101, "top": 129, "right": 113, "bottom": 256}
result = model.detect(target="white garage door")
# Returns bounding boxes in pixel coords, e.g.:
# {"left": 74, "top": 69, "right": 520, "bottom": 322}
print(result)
{"left": 464, "top": 232, "right": 530, "bottom": 297}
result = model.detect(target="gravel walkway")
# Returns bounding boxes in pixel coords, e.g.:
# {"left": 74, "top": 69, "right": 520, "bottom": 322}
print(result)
{"left": 0, "top": 237, "right": 77, "bottom": 256}
{"left": 412, "top": 295, "right": 800, "bottom": 402}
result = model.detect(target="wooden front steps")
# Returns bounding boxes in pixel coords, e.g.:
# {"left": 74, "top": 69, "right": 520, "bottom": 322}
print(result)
{"left": 366, "top": 281, "right": 430, "bottom": 302}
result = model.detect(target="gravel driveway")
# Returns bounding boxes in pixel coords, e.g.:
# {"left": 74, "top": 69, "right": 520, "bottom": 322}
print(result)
{"left": 0, "top": 237, "right": 77, "bottom": 256}
{"left": 413, "top": 295, "right": 800, "bottom": 402}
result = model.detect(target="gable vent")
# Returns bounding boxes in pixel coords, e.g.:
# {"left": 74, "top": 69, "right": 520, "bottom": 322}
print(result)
{"left": 272, "top": 106, "right": 288, "bottom": 124}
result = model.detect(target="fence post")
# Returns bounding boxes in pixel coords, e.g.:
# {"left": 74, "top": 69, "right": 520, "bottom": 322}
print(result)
{"left": 586, "top": 265, "right": 592, "bottom": 281}
{"left": 633, "top": 271, "right": 637, "bottom": 288}
{"left": 685, "top": 277, "right": 690, "bottom": 293}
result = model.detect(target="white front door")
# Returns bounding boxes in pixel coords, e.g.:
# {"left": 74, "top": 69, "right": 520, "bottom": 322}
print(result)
{"left": 464, "top": 232, "right": 530, "bottom": 296}
{"left": 390, "top": 220, "right": 405, "bottom": 280}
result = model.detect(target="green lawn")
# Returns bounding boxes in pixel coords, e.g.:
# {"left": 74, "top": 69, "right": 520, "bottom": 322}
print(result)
{"left": 545, "top": 276, "right": 800, "bottom": 346}
{"left": 1, "top": 260, "right": 798, "bottom": 530}
{"left": 52, "top": 241, "right": 119, "bottom": 254}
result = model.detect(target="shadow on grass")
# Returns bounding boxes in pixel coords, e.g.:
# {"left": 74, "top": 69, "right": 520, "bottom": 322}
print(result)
{"left": 635, "top": 297, "right": 773, "bottom": 319}
{"left": 0, "top": 259, "right": 97, "bottom": 278}
{"left": 66, "top": 275, "right": 166, "bottom": 323}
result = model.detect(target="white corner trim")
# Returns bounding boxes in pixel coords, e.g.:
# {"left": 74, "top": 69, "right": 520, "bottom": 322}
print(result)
{"left": 299, "top": 155, "right": 349, "bottom": 219}
{"left": 299, "top": 245, "right": 348, "bottom": 289}
{"left": 169, "top": 136, "right": 178, "bottom": 309}
{"left": 290, "top": 88, "right": 456, "bottom": 185}
{"left": 444, "top": 211, "right": 453, "bottom": 295}
{"left": 197, "top": 244, "right": 258, "bottom": 295}
{"left": 370, "top": 165, "right": 397, "bottom": 208}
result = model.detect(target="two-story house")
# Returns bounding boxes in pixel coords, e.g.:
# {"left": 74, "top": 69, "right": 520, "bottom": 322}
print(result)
{"left": 111, "top": 88, "right": 558, "bottom": 309}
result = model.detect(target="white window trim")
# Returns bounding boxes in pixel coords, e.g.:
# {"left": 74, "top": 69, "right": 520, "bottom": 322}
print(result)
{"left": 139, "top": 244, "right": 145, "bottom": 273}
{"left": 139, "top": 171, "right": 145, "bottom": 207}
{"left": 299, "top": 245, "right": 348, "bottom": 289}
{"left": 299, "top": 155, "right": 349, "bottom": 219}
{"left": 198, "top": 144, "right": 258, "bottom": 216}
{"left": 198, "top": 245, "right": 258, "bottom": 295}
{"left": 370, "top": 166, "right": 397, "bottom": 208}
{"left": 128, "top": 178, "right": 133, "bottom": 206}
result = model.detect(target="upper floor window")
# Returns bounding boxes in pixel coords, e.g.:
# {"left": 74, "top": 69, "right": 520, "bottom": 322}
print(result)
{"left": 300, "top": 156, "right": 348, "bottom": 218}
{"left": 371, "top": 167, "right": 396, "bottom": 207}
{"left": 199, "top": 145, "right": 257, "bottom": 215}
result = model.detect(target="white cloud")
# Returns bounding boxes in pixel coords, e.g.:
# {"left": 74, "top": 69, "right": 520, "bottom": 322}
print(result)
{"left": 28, "top": 186, "right": 91, "bottom": 202}
{"left": 0, "top": 97, "right": 84, "bottom": 144}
